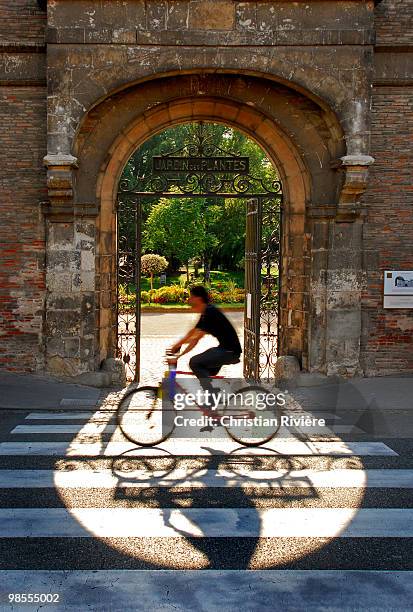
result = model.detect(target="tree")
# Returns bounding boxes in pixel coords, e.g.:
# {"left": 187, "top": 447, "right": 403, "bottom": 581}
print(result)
{"left": 191, "top": 257, "right": 202, "bottom": 278}
{"left": 141, "top": 254, "right": 168, "bottom": 290}
{"left": 143, "top": 198, "right": 207, "bottom": 281}
{"left": 120, "top": 122, "right": 280, "bottom": 272}
{"left": 204, "top": 200, "right": 245, "bottom": 270}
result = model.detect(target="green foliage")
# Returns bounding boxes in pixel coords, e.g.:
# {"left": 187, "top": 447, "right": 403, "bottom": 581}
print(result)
{"left": 119, "top": 269, "right": 251, "bottom": 310}
{"left": 203, "top": 277, "right": 245, "bottom": 304}
{"left": 191, "top": 256, "right": 202, "bottom": 277}
{"left": 141, "top": 253, "right": 168, "bottom": 275}
{"left": 143, "top": 198, "right": 207, "bottom": 273}
{"left": 118, "top": 283, "right": 136, "bottom": 312}
{"left": 141, "top": 253, "right": 169, "bottom": 290}
{"left": 209, "top": 287, "right": 245, "bottom": 304}
{"left": 118, "top": 283, "right": 127, "bottom": 299}
{"left": 209, "top": 269, "right": 245, "bottom": 287}
{"left": 205, "top": 199, "right": 245, "bottom": 268}
{"left": 150, "top": 285, "right": 189, "bottom": 304}
{"left": 119, "top": 122, "right": 279, "bottom": 272}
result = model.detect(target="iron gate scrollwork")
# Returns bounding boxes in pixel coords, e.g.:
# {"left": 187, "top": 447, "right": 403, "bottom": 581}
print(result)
{"left": 116, "top": 196, "right": 142, "bottom": 382}
{"left": 259, "top": 197, "right": 282, "bottom": 381}
{"left": 115, "top": 122, "right": 283, "bottom": 382}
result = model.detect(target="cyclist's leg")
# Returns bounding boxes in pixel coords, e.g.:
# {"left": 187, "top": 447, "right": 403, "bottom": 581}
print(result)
{"left": 189, "top": 348, "right": 222, "bottom": 396}
{"left": 190, "top": 348, "right": 240, "bottom": 431}
{"left": 190, "top": 348, "right": 239, "bottom": 403}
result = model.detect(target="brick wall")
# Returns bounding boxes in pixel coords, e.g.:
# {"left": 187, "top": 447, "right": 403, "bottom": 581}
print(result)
{"left": 375, "top": 0, "right": 413, "bottom": 45}
{"left": 360, "top": 0, "right": 413, "bottom": 375}
{"left": 0, "top": 0, "right": 47, "bottom": 372}
{"left": 0, "top": 0, "right": 412, "bottom": 377}
{"left": 0, "top": 0, "right": 46, "bottom": 44}
{"left": 0, "top": 89, "right": 47, "bottom": 371}
{"left": 361, "top": 87, "right": 413, "bottom": 374}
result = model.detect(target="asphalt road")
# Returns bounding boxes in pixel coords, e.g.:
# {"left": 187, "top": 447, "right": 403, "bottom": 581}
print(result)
{"left": 0, "top": 407, "right": 412, "bottom": 610}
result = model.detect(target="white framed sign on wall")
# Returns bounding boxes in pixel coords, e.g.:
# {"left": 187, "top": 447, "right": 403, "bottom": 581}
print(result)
{"left": 383, "top": 271, "right": 413, "bottom": 308}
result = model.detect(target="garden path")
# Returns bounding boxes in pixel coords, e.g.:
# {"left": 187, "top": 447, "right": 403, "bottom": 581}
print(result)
{"left": 139, "top": 311, "right": 244, "bottom": 384}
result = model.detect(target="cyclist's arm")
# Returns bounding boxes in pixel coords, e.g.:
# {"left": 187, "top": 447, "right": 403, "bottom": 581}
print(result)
{"left": 171, "top": 328, "right": 205, "bottom": 356}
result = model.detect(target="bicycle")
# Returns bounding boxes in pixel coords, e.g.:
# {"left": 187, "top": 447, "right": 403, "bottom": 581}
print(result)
{"left": 116, "top": 351, "right": 283, "bottom": 447}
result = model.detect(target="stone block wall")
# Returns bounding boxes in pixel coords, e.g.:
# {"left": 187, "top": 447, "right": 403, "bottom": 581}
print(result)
{"left": 45, "top": 0, "right": 375, "bottom": 379}
{"left": 46, "top": 0, "right": 374, "bottom": 157}
{"left": 45, "top": 220, "right": 96, "bottom": 376}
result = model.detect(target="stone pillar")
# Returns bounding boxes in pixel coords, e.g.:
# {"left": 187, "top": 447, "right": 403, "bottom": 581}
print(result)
{"left": 308, "top": 155, "right": 374, "bottom": 376}
{"left": 278, "top": 207, "right": 308, "bottom": 370}
{"left": 323, "top": 155, "right": 374, "bottom": 376}
{"left": 308, "top": 216, "right": 330, "bottom": 372}
{"left": 44, "top": 220, "right": 96, "bottom": 377}
{"left": 325, "top": 220, "right": 364, "bottom": 376}
{"left": 43, "top": 154, "right": 98, "bottom": 377}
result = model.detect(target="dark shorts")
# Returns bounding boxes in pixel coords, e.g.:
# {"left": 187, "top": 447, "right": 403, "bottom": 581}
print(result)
{"left": 189, "top": 347, "right": 241, "bottom": 377}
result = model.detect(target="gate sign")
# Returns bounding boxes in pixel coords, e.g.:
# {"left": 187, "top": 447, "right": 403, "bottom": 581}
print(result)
{"left": 152, "top": 156, "right": 249, "bottom": 174}
{"left": 383, "top": 270, "right": 413, "bottom": 308}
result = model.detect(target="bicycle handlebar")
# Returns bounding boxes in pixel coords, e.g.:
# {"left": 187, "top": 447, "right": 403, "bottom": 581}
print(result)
{"left": 165, "top": 349, "right": 181, "bottom": 365}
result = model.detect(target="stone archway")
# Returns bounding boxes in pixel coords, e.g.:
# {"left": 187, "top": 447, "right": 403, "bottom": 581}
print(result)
{"left": 96, "top": 96, "right": 309, "bottom": 377}
{"left": 44, "top": 72, "right": 371, "bottom": 381}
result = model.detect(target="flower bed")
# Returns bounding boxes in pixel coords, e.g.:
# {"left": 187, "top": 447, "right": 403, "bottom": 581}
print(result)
{"left": 119, "top": 277, "right": 247, "bottom": 312}
{"left": 146, "top": 286, "right": 189, "bottom": 304}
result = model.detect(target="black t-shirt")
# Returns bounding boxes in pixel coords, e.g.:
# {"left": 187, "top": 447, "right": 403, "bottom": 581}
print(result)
{"left": 195, "top": 304, "right": 242, "bottom": 355}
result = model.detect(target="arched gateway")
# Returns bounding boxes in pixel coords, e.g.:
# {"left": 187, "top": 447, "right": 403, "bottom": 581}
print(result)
{"left": 116, "top": 121, "right": 283, "bottom": 382}
{"left": 94, "top": 82, "right": 313, "bottom": 384}
{"left": 44, "top": 70, "right": 370, "bottom": 383}
{"left": 38, "top": 1, "right": 382, "bottom": 383}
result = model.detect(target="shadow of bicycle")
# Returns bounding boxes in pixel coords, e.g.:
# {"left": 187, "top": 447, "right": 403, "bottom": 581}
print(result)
{"left": 51, "top": 379, "right": 380, "bottom": 570}
{"left": 108, "top": 444, "right": 320, "bottom": 569}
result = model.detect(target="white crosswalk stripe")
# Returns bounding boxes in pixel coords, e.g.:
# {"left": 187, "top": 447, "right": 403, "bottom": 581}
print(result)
{"left": 16, "top": 423, "right": 365, "bottom": 436}
{"left": 0, "top": 468, "right": 412, "bottom": 489}
{"left": 0, "top": 439, "right": 398, "bottom": 456}
{"left": 25, "top": 411, "right": 113, "bottom": 421}
{"left": 0, "top": 409, "right": 409, "bottom": 611}
{"left": 1, "top": 507, "right": 412, "bottom": 538}
{"left": 24, "top": 411, "right": 343, "bottom": 421}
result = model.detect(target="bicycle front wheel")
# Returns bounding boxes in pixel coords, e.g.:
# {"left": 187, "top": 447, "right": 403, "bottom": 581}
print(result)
{"left": 117, "top": 386, "right": 175, "bottom": 447}
{"left": 223, "top": 385, "right": 281, "bottom": 447}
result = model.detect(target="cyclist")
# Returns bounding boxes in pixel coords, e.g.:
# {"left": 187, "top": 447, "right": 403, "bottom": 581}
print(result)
{"left": 170, "top": 285, "right": 242, "bottom": 406}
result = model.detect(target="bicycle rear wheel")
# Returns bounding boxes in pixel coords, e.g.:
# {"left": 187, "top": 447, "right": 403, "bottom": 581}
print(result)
{"left": 117, "top": 386, "right": 175, "bottom": 447}
{"left": 223, "top": 385, "right": 281, "bottom": 447}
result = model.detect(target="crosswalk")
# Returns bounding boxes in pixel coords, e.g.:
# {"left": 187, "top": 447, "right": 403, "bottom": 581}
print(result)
{"left": 0, "top": 408, "right": 412, "bottom": 611}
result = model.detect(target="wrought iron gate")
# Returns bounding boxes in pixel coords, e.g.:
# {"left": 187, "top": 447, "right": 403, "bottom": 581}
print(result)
{"left": 244, "top": 198, "right": 261, "bottom": 380}
{"left": 243, "top": 197, "right": 282, "bottom": 380}
{"left": 116, "top": 123, "right": 283, "bottom": 382}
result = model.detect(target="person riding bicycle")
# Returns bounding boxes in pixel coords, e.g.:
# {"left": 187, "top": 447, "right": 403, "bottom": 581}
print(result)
{"left": 170, "top": 285, "right": 242, "bottom": 407}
